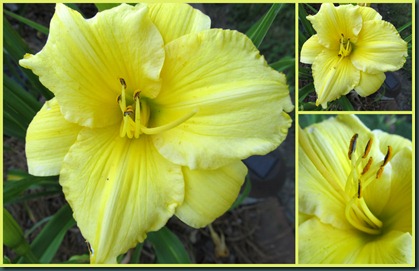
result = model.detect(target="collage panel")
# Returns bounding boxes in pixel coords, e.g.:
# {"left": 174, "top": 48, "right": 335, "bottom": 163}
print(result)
{"left": 298, "top": 3, "right": 412, "bottom": 111}
{"left": 3, "top": 3, "right": 297, "bottom": 265}
{"left": 297, "top": 114, "right": 413, "bottom": 264}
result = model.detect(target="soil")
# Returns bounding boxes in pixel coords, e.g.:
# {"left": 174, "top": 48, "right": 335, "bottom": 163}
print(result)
{"left": 4, "top": 4, "right": 295, "bottom": 264}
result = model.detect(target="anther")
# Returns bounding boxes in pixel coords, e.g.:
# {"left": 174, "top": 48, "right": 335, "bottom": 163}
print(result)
{"left": 382, "top": 146, "right": 392, "bottom": 167}
{"left": 357, "top": 180, "right": 362, "bottom": 198}
{"left": 124, "top": 105, "right": 134, "bottom": 116}
{"left": 120, "top": 78, "right": 126, "bottom": 88}
{"left": 376, "top": 167, "right": 384, "bottom": 179}
{"left": 362, "top": 157, "right": 373, "bottom": 175}
{"left": 134, "top": 90, "right": 141, "bottom": 101}
{"left": 348, "top": 133, "right": 358, "bottom": 160}
{"left": 363, "top": 138, "right": 373, "bottom": 158}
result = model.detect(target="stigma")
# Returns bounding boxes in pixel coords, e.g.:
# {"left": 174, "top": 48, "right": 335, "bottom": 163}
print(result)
{"left": 344, "top": 133, "right": 393, "bottom": 235}
{"left": 117, "top": 78, "right": 198, "bottom": 139}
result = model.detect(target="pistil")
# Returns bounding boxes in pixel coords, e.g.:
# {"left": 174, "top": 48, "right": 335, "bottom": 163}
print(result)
{"left": 344, "top": 133, "right": 392, "bottom": 235}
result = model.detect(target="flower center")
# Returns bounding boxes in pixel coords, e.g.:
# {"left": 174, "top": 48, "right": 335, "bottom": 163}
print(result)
{"left": 338, "top": 34, "right": 352, "bottom": 57}
{"left": 344, "top": 133, "right": 393, "bottom": 235}
{"left": 117, "top": 78, "right": 198, "bottom": 139}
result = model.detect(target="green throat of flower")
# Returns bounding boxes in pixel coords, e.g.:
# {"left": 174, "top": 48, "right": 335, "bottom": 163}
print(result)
{"left": 344, "top": 133, "right": 392, "bottom": 235}
{"left": 117, "top": 78, "right": 197, "bottom": 139}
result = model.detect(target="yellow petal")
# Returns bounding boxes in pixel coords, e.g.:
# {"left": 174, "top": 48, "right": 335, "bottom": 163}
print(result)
{"left": 351, "top": 20, "right": 408, "bottom": 73}
{"left": 299, "top": 217, "right": 412, "bottom": 264}
{"left": 300, "top": 35, "right": 325, "bottom": 64}
{"left": 151, "top": 29, "right": 293, "bottom": 170}
{"left": 147, "top": 3, "right": 210, "bottom": 44}
{"left": 175, "top": 161, "right": 247, "bottom": 228}
{"left": 354, "top": 71, "right": 386, "bottom": 97}
{"left": 379, "top": 146, "right": 412, "bottom": 233}
{"left": 26, "top": 98, "right": 81, "bottom": 176}
{"left": 308, "top": 3, "right": 362, "bottom": 49}
{"left": 354, "top": 231, "right": 412, "bottom": 264}
{"left": 299, "top": 218, "right": 364, "bottom": 263}
{"left": 60, "top": 129, "right": 184, "bottom": 263}
{"left": 299, "top": 115, "right": 371, "bottom": 229}
{"left": 19, "top": 4, "right": 164, "bottom": 128}
{"left": 358, "top": 6, "right": 382, "bottom": 21}
{"left": 312, "top": 50, "right": 360, "bottom": 107}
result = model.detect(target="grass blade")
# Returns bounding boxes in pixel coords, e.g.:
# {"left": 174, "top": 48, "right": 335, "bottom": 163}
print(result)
{"left": 4, "top": 9, "right": 49, "bottom": 35}
{"left": 147, "top": 227, "right": 191, "bottom": 264}
{"left": 246, "top": 4, "right": 282, "bottom": 48}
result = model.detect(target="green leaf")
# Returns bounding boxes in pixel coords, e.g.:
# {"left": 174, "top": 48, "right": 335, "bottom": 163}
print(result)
{"left": 3, "top": 17, "right": 53, "bottom": 99}
{"left": 298, "top": 82, "right": 314, "bottom": 102}
{"left": 95, "top": 3, "right": 119, "bottom": 11}
{"left": 298, "top": 4, "right": 315, "bottom": 41}
{"left": 338, "top": 95, "right": 354, "bottom": 111}
{"left": 4, "top": 172, "right": 59, "bottom": 205}
{"left": 397, "top": 21, "right": 412, "bottom": 33}
{"left": 270, "top": 56, "right": 295, "bottom": 72}
{"left": 28, "top": 204, "right": 76, "bottom": 263}
{"left": 230, "top": 175, "right": 252, "bottom": 210}
{"left": 4, "top": 9, "right": 49, "bottom": 35}
{"left": 129, "top": 243, "right": 143, "bottom": 263}
{"left": 147, "top": 227, "right": 191, "bottom": 264}
{"left": 4, "top": 208, "right": 39, "bottom": 263}
{"left": 246, "top": 4, "right": 282, "bottom": 48}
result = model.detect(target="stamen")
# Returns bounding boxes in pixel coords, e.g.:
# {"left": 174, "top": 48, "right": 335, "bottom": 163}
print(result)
{"left": 362, "top": 138, "right": 373, "bottom": 158}
{"left": 348, "top": 133, "right": 358, "bottom": 160}
{"left": 376, "top": 166, "right": 384, "bottom": 179}
{"left": 141, "top": 109, "right": 198, "bottom": 135}
{"left": 382, "top": 146, "right": 392, "bottom": 166}
{"left": 361, "top": 157, "right": 373, "bottom": 175}
{"left": 357, "top": 180, "right": 361, "bottom": 198}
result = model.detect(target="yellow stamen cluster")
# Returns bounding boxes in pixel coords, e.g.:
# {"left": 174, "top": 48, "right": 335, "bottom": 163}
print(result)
{"left": 344, "top": 133, "right": 393, "bottom": 235}
{"left": 117, "top": 78, "right": 198, "bottom": 139}
{"left": 338, "top": 34, "right": 352, "bottom": 57}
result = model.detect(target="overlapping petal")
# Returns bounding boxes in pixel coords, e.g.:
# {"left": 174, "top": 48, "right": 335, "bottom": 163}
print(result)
{"left": 151, "top": 29, "right": 293, "bottom": 170}
{"left": 300, "top": 35, "right": 324, "bottom": 64}
{"left": 60, "top": 128, "right": 184, "bottom": 263}
{"left": 307, "top": 3, "right": 362, "bottom": 49}
{"left": 175, "top": 161, "right": 247, "bottom": 228}
{"left": 358, "top": 6, "right": 382, "bottom": 21}
{"left": 354, "top": 72, "right": 386, "bottom": 97}
{"left": 26, "top": 98, "right": 81, "bottom": 176}
{"left": 147, "top": 3, "right": 210, "bottom": 44}
{"left": 299, "top": 218, "right": 412, "bottom": 264}
{"left": 19, "top": 4, "right": 165, "bottom": 128}
{"left": 312, "top": 50, "right": 360, "bottom": 108}
{"left": 351, "top": 20, "right": 408, "bottom": 73}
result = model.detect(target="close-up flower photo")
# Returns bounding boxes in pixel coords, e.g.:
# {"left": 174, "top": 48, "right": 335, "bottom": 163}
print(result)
{"left": 298, "top": 3, "right": 412, "bottom": 111}
{"left": 3, "top": 3, "right": 295, "bottom": 265}
{"left": 298, "top": 114, "right": 412, "bottom": 264}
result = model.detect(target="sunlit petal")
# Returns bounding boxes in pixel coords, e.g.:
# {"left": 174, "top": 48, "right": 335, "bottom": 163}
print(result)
{"left": 147, "top": 3, "right": 210, "bottom": 44}
{"left": 60, "top": 129, "right": 184, "bottom": 263}
{"left": 351, "top": 20, "right": 408, "bottom": 73}
{"left": 312, "top": 50, "right": 360, "bottom": 107}
{"left": 307, "top": 3, "right": 362, "bottom": 49}
{"left": 151, "top": 29, "right": 293, "bottom": 169}
{"left": 19, "top": 4, "right": 164, "bottom": 128}
{"left": 26, "top": 98, "right": 81, "bottom": 176}
{"left": 354, "top": 71, "right": 386, "bottom": 97}
{"left": 175, "top": 161, "right": 247, "bottom": 228}
{"left": 300, "top": 35, "right": 325, "bottom": 64}
{"left": 358, "top": 6, "right": 382, "bottom": 21}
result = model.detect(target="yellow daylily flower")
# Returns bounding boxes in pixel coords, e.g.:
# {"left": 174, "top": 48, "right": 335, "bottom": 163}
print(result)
{"left": 19, "top": 3, "right": 293, "bottom": 263}
{"left": 299, "top": 115, "right": 412, "bottom": 264}
{"left": 300, "top": 3, "right": 408, "bottom": 108}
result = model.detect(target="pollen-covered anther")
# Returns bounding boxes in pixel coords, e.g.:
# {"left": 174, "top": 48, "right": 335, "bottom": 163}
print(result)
{"left": 348, "top": 133, "right": 358, "bottom": 160}
{"left": 362, "top": 156, "right": 373, "bottom": 175}
{"left": 375, "top": 145, "right": 393, "bottom": 179}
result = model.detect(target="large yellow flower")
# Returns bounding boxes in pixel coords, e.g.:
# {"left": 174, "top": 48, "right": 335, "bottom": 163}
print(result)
{"left": 298, "top": 115, "right": 412, "bottom": 264}
{"left": 300, "top": 3, "right": 408, "bottom": 108}
{"left": 19, "top": 3, "right": 293, "bottom": 263}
